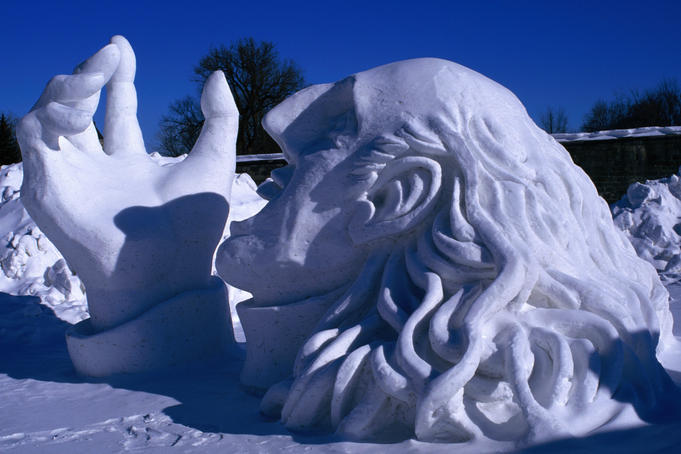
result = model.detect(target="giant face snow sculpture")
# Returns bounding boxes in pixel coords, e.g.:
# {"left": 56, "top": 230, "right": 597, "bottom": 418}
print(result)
{"left": 16, "top": 37, "right": 239, "bottom": 376}
{"left": 217, "top": 58, "right": 681, "bottom": 444}
{"left": 16, "top": 36, "right": 681, "bottom": 446}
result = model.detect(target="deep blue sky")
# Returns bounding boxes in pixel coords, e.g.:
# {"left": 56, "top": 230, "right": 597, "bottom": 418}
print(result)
{"left": 3, "top": 0, "right": 680, "bottom": 150}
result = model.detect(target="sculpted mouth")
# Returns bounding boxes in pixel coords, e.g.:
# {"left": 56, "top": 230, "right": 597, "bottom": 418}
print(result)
{"left": 256, "top": 179, "right": 283, "bottom": 201}
{"left": 228, "top": 219, "right": 252, "bottom": 237}
{"left": 256, "top": 165, "right": 295, "bottom": 201}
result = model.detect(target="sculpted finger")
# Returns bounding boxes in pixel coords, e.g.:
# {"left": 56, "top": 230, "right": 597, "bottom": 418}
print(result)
{"left": 46, "top": 84, "right": 103, "bottom": 154}
{"left": 33, "top": 72, "right": 108, "bottom": 113}
{"left": 190, "top": 71, "right": 238, "bottom": 161}
{"left": 16, "top": 113, "right": 54, "bottom": 161}
{"left": 60, "top": 42, "right": 119, "bottom": 154}
{"left": 36, "top": 102, "right": 93, "bottom": 138}
{"left": 176, "top": 72, "right": 237, "bottom": 199}
{"left": 67, "top": 42, "right": 119, "bottom": 153}
{"left": 31, "top": 42, "right": 119, "bottom": 110}
{"left": 73, "top": 42, "right": 121, "bottom": 77}
{"left": 201, "top": 71, "right": 239, "bottom": 122}
{"left": 59, "top": 86, "right": 104, "bottom": 154}
{"left": 104, "top": 35, "right": 145, "bottom": 155}
{"left": 16, "top": 114, "right": 57, "bottom": 212}
{"left": 25, "top": 42, "right": 119, "bottom": 157}
{"left": 17, "top": 42, "right": 118, "bottom": 175}
{"left": 67, "top": 121, "right": 105, "bottom": 155}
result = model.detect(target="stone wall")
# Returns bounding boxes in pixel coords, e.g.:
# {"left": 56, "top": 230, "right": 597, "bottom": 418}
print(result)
{"left": 563, "top": 135, "right": 681, "bottom": 203}
{"left": 236, "top": 134, "right": 681, "bottom": 204}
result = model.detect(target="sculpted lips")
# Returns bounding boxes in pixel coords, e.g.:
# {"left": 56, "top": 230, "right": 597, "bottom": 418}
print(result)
{"left": 228, "top": 220, "right": 251, "bottom": 237}
{"left": 256, "top": 165, "right": 295, "bottom": 201}
{"left": 255, "top": 180, "right": 282, "bottom": 201}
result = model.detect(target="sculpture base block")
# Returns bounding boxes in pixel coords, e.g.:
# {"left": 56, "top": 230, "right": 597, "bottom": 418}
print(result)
{"left": 66, "top": 276, "right": 231, "bottom": 377}
{"left": 238, "top": 294, "right": 335, "bottom": 392}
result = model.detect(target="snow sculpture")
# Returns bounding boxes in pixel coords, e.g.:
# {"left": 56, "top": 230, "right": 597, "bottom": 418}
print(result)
{"left": 16, "top": 36, "right": 238, "bottom": 376}
{"left": 16, "top": 34, "right": 681, "bottom": 446}
{"left": 217, "top": 58, "right": 681, "bottom": 444}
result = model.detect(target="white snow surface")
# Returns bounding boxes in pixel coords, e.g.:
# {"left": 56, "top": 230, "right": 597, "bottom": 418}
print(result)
{"left": 612, "top": 170, "right": 681, "bottom": 284}
{"left": 1, "top": 159, "right": 681, "bottom": 453}
{"left": 0, "top": 163, "right": 87, "bottom": 324}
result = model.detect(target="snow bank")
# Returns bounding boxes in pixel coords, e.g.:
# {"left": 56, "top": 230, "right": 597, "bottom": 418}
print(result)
{"left": 612, "top": 169, "right": 681, "bottom": 284}
{"left": 0, "top": 163, "right": 86, "bottom": 324}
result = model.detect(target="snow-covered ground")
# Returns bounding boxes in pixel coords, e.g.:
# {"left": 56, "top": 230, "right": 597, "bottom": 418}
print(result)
{"left": 2, "top": 157, "right": 681, "bottom": 453}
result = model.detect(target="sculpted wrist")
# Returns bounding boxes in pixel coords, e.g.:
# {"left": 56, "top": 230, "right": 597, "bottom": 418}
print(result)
{"left": 65, "top": 276, "right": 232, "bottom": 376}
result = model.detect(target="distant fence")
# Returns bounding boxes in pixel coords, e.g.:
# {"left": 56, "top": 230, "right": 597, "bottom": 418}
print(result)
{"left": 237, "top": 128, "right": 681, "bottom": 204}
{"left": 236, "top": 153, "right": 287, "bottom": 184}
{"left": 559, "top": 130, "right": 681, "bottom": 203}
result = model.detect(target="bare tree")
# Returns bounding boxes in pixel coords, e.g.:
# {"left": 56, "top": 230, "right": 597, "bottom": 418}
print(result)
{"left": 627, "top": 79, "right": 681, "bottom": 128}
{"left": 539, "top": 106, "right": 568, "bottom": 134}
{"left": 581, "top": 98, "right": 628, "bottom": 132}
{"left": 158, "top": 97, "right": 203, "bottom": 157}
{"left": 0, "top": 113, "right": 21, "bottom": 165}
{"left": 582, "top": 79, "right": 681, "bottom": 132}
{"left": 158, "top": 38, "right": 305, "bottom": 156}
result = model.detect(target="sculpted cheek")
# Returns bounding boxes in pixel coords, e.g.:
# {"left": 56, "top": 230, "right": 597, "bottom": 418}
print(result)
{"left": 216, "top": 235, "right": 267, "bottom": 284}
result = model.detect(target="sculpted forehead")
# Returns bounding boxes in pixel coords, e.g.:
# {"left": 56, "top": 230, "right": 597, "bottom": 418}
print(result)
{"left": 262, "top": 58, "right": 524, "bottom": 159}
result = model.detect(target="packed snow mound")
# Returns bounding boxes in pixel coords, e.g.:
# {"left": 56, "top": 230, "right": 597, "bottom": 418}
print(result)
{"left": 0, "top": 163, "right": 86, "bottom": 324}
{"left": 0, "top": 156, "right": 266, "bottom": 328}
{"left": 612, "top": 170, "right": 681, "bottom": 283}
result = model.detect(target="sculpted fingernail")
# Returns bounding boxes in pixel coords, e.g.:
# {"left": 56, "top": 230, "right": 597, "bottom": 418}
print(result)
{"left": 202, "top": 72, "right": 236, "bottom": 118}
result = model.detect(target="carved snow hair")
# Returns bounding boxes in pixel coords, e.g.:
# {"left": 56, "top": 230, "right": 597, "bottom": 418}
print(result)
{"left": 261, "top": 63, "right": 681, "bottom": 445}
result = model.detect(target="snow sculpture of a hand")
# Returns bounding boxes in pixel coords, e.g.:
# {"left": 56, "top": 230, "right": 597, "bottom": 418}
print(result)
{"left": 17, "top": 36, "right": 238, "bottom": 376}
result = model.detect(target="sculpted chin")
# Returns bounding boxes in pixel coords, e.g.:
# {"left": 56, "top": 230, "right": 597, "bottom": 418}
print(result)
{"left": 216, "top": 58, "right": 681, "bottom": 444}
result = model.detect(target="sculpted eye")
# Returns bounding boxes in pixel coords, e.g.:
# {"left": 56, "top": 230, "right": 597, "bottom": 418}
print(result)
{"left": 256, "top": 165, "right": 295, "bottom": 201}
